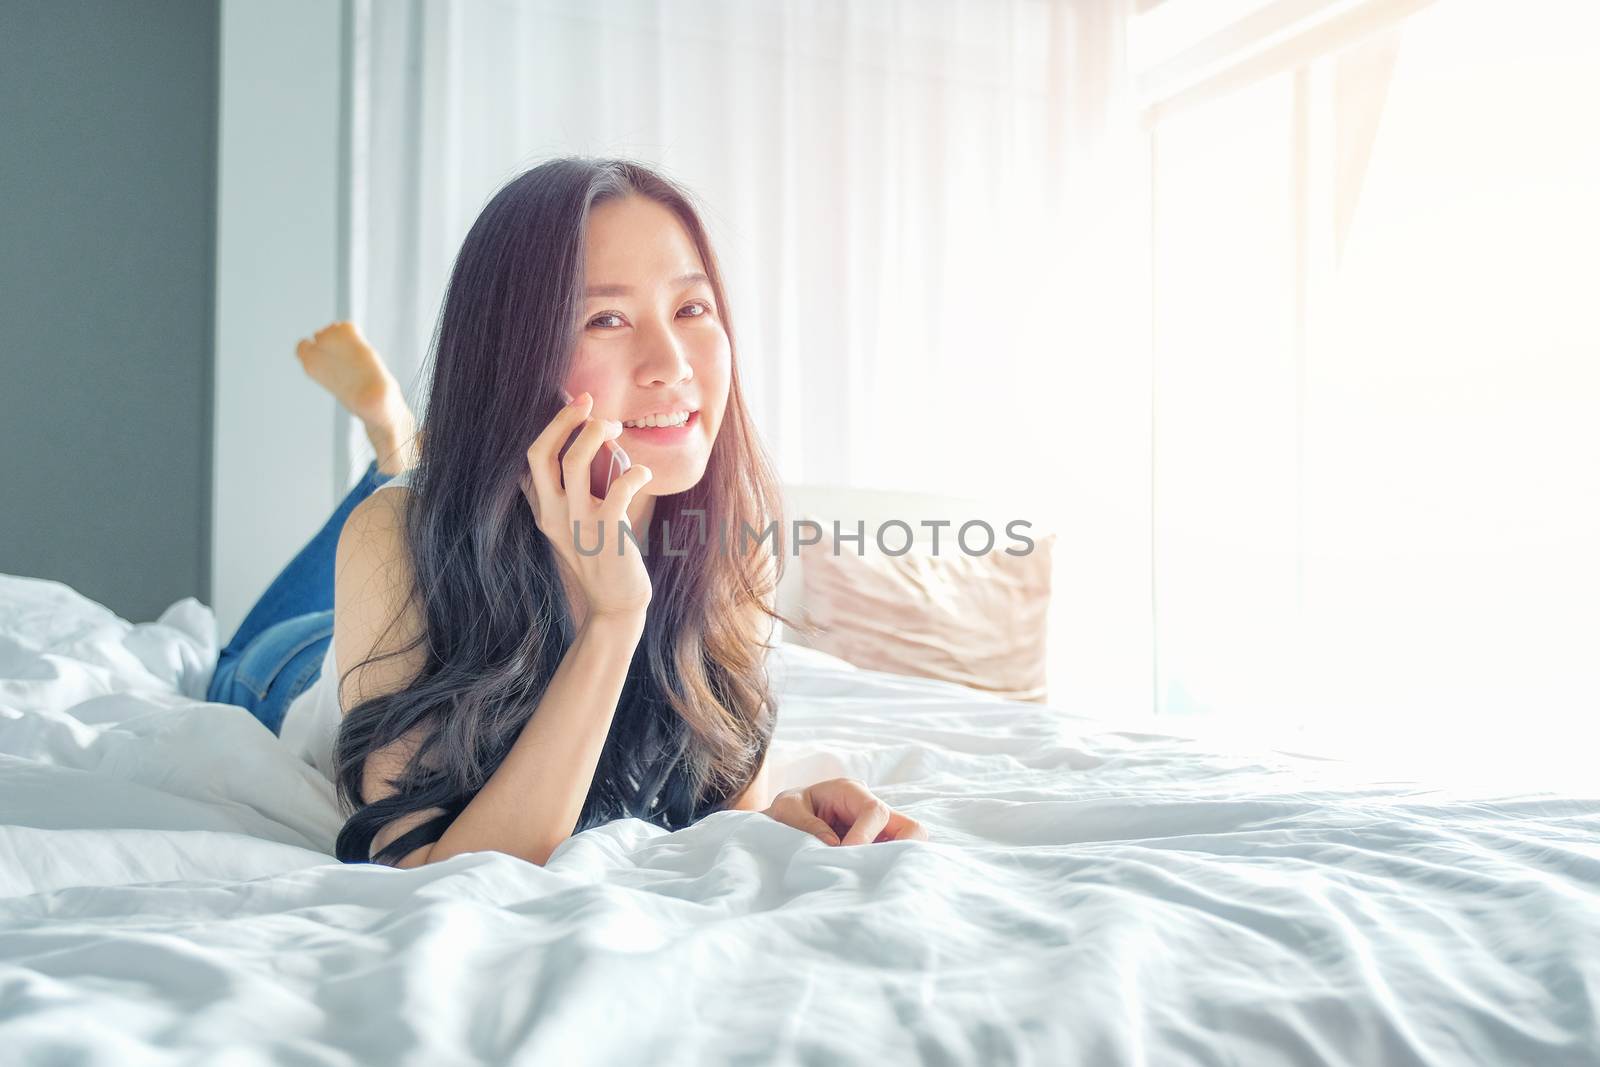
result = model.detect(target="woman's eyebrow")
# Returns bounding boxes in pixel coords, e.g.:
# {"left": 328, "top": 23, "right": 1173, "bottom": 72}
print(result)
{"left": 585, "top": 271, "right": 709, "bottom": 297}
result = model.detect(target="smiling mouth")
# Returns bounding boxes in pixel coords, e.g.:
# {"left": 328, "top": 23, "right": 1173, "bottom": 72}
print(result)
{"left": 620, "top": 410, "right": 700, "bottom": 438}
{"left": 621, "top": 409, "right": 697, "bottom": 429}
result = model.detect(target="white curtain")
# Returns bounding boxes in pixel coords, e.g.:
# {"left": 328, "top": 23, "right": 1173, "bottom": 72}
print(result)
{"left": 345, "top": 0, "right": 1154, "bottom": 716}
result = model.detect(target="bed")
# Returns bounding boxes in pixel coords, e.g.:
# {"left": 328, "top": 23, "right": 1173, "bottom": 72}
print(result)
{"left": 1, "top": 569, "right": 1596, "bottom": 1065}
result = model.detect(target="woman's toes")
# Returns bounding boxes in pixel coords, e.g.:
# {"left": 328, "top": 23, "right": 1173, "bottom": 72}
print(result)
{"left": 293, "top": 322, "right": 400, "bottom": 426}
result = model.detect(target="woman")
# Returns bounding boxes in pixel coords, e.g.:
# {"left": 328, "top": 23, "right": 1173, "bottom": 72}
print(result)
{"left": 209, "top": 157, "right": 927, "bottom": 870}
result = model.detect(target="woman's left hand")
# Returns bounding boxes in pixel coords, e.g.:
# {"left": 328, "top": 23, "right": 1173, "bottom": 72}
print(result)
{"left": 762, "top": 777, "right": 929, "bottom": 846}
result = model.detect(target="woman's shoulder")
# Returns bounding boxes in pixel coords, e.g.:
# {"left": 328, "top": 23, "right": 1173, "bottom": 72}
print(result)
{"left": 346, "top": 470, "right": 412, "bottom": 545}
{"left": 379, "top": 466, "right": 416, "bottom": 492}
{"left": 358, "top": 468, "right": 414, "bottom": 526}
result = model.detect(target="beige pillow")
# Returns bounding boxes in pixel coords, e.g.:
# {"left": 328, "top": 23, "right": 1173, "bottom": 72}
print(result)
{"left": 794, "top": 523, "right": 1055, "bottom": 703}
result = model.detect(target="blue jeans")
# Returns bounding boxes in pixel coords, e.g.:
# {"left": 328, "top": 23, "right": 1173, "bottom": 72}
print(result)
{"left": 207, "top": 459, "right": 396, "bottom": 734}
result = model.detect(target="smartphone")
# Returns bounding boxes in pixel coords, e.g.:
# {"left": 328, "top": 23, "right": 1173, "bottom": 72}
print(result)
{"left": 558, "top": 388, "right": 632, "bottom": 500}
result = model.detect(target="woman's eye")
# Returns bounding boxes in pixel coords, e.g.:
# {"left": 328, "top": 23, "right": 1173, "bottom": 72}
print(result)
{"left": 588, "top": 301, "right": 712, "bottom": 329}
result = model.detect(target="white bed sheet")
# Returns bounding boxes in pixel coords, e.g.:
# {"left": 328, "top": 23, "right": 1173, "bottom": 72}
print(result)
{"left": 1, "top": 572, "right": 1596, "bottom": 1065}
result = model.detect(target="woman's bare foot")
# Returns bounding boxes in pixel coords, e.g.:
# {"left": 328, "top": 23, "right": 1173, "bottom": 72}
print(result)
{"left": 294, "top": 321, "right": 419, "bottom": 474}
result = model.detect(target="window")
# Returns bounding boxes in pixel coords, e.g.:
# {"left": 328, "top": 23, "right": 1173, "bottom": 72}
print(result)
{"left": 1137, "top": 0, "right": 1600, "bottom": 772}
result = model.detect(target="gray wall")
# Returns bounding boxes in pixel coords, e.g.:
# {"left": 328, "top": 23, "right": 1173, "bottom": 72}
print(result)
{"left": 0, "top": 0, "right": 218, "bottom": 623}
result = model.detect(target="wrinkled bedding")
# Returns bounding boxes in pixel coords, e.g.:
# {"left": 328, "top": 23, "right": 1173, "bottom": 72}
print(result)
{"left": 1, "top": 573, "right": 1596, "bottom": 1065}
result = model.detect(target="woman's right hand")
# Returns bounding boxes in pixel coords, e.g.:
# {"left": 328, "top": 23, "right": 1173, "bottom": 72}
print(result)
{"left": 519, "top": 391, "right": 655, "bottom": 622}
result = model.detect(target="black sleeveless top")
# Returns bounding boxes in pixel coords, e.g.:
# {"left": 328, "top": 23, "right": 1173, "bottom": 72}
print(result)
{"left": 575, "top": 647, "right": 774, "bottom": 833}
{"left": 361, "top": 668, "right": 771, "bottom": 865}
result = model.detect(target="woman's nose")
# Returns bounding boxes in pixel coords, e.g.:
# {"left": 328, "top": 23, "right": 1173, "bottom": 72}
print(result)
{"left": 634, "top": 326, "right": 695, "bottom": 386}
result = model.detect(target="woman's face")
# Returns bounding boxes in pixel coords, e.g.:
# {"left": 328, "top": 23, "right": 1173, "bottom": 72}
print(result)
{"left": 566, "top": 195, "right": 732, "bottom": 502}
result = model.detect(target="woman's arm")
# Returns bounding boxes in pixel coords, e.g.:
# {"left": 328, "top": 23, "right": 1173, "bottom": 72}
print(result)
{"left": 422, "top": 609, "right": 646, "bottom": 867}
{"left": 335, "top": 488, "right": 646, "bottom": 869}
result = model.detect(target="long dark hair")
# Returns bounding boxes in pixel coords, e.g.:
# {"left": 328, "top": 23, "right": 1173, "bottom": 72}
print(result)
{"left": 331, "top": 157, "right": 791, "bottom": 865}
